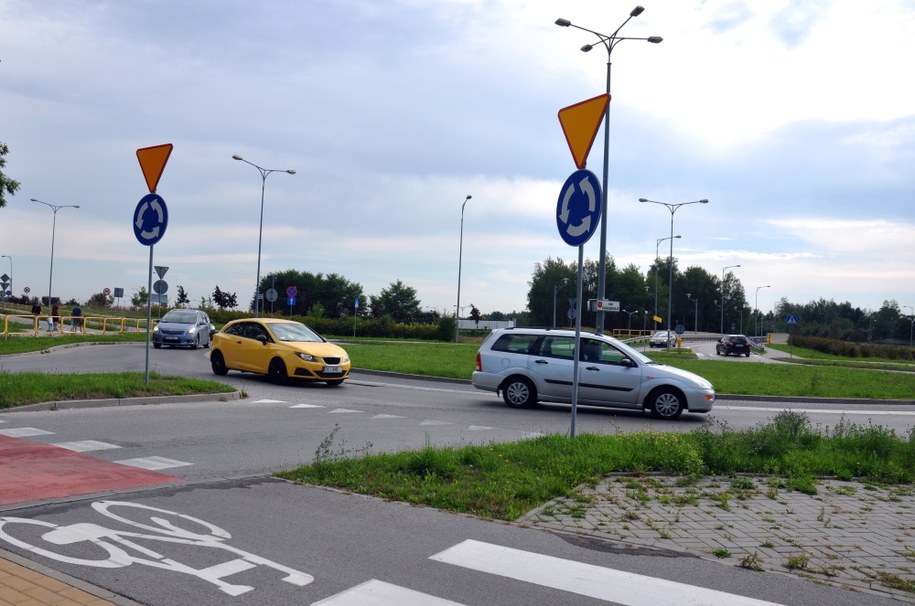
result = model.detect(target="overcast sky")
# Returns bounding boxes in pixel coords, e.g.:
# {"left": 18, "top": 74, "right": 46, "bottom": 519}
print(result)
{"left": 2, "top": 0, "right": 913, "bottom": 319}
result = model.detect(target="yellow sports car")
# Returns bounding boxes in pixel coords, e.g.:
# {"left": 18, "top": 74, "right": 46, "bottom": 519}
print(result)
{"left": 210, "top": 318, "right": 350, "bottom": 385}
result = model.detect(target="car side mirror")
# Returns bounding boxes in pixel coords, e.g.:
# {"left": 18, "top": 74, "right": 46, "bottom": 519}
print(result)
{"left": 256, "top": 334, "right": 268, "bottom": 345}
{"left": 620, "top": 357, "right": 635, "bottom": 368}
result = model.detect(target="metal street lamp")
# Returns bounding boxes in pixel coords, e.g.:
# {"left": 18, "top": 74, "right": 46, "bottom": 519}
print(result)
{"left": 556, "top": 7, "right": 661, "bottom": 334}
{"left": 1, "top": 255, "right": 11, "bottom": 300}
{"left": 30, "top": 199, "right": 80, "bottom": 310}
{"left": 622, "top": 309, "right": 640, "bottom": 332}
{"left": 686, "top": 293, "right": 698, "bottom": 334}
{"left": 553, "top": 278, "right": 569, "bottom": 328}
{"left": 720, "top": 264, "right": 741, "bottom": 334}
{"left": 640, "top": 197, "right": 708, "bottom": 350}
{"left": 232, "top": 155, "right": 296, "bottom": 317}
{"left": 654, "top": 235, "right": 680, "bottom": 330}
{"left": 455, "top": 195, "right": 472, "bottom": 342}
{"left": 755, "top": 285, "right": 771, "bottom": 337}
{"left": 906, "top": 305, "right": 914, "bottom": 349}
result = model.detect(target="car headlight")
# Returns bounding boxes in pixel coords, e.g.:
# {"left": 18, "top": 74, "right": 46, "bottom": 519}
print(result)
{"left": 152, "top": 325, "right": 160, "bottom": 333}
{"left": 295, "top": 352, "right": 318, "bottom": 362}
{"left": 188, "top": 326, "right": 197, "bottom": 334}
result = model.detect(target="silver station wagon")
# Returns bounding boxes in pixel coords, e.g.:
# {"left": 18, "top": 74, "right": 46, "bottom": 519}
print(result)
{"left": 472, "top": 328, "right": 715, "bottom": 419}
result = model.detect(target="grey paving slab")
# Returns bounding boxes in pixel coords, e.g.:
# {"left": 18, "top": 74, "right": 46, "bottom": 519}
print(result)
{"left": 519, "top": 475, "right": 915, "bottom": 603}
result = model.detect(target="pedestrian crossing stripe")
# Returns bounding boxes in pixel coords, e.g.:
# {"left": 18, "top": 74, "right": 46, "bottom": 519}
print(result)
{"left": 429, "top": 539, "right": 786, "bottom": 606}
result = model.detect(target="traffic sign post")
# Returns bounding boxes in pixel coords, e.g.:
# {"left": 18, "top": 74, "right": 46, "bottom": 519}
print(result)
{"left": 135, "top": 144, "right": 173, "bottom": 384}
{"left": 556, "top": 169, "right": 603, "bottom": 439}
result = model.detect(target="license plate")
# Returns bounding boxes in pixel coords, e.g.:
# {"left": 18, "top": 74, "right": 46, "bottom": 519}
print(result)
{"left": 324, "top": 366, "right": 342, "bottom": 374}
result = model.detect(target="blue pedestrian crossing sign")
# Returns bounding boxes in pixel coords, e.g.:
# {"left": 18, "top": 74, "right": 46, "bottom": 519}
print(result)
{"left": 556, "top": 169, "right": 602, "bottom": 247}
{"left": 133, "top": 193, "right": 169, "bottom": 246}
{"left": 786, "top": 314, "right": 799, "bottom": 325}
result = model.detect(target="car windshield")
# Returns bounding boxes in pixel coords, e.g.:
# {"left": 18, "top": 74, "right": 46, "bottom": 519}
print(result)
{"left": 161, "top": 311, "right": 198, "bottom": 324}
{"left": 265, "top": 322, "right": 323, "bottom": 343}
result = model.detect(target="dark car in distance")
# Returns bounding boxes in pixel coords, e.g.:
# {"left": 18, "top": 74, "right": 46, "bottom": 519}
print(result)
{"left": 716, "top": 334, "right": 752, "bottom": 357}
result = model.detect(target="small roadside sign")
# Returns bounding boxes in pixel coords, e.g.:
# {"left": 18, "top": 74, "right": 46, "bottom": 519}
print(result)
{"left": 154, "top": 266, "right": 169, "bottom": 279}
{"left": 787, "top": 314, "right": 799, "bottom": 325}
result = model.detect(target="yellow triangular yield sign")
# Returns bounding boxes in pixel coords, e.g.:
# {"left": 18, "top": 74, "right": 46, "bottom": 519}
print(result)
{"left": 558, "top": 94, "right": 610, "bottom": 169}
{"left": 136, "top": 144, "right": 173, "bottom": 193}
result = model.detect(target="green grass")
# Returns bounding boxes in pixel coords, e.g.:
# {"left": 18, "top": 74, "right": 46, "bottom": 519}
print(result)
{"left": 0, "top": 371, "right": 235, "bottom": 409}
{"left": 342, "top": 339, "right": 480, "bottom": 379}
{"left": 276, "top": 411, "right": 915, "bottom": 520}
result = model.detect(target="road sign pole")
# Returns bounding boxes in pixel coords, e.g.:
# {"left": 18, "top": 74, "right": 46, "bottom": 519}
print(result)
{"left": 145, "top": 245, "right": 154, "bottom": 384}
{"left": 571, "top": 244, "right": 584, "bottom": 439}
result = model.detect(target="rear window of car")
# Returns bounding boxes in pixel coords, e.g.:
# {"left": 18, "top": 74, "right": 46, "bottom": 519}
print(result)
{"left": 491, "top": 334, "right": 540, "bottom": 354}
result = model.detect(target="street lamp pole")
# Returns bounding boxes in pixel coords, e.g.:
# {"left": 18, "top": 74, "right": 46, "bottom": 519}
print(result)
{"left": 906, "top": 305, "right": 914, "bottom": 349}
{"left": 755, "top": 285, "right": 771, "bottom": 337}
{"left": 720, "top": 264, "right": 741, "bottom": 334}
{"left": 1, "top": 255, "right": 11, "bottom": 300}
{"left": 687, "top": 293, "right": 698, "bottom": 334}
{"left": 232, "top": 155, "right": 296, "bottom": 317}
{"left": 622, "top": 309, "right": 639, "bottom": 333}
{"left": 556, "top": 7, "right": 661, "bottom": 334}
{"left": 30, "top": 199, "right": 80, "bottom": 310}
{"left": 654, "top": 235, "right": 680, "bottom": 330}
{"left": 640, "top": 198, "right": 708, "bottom": 350}
{"left": 553, "top": 278, "right": 569, "bottom": 328}
{"left": 455, "top": 195, "right": 472, "bottom": 342}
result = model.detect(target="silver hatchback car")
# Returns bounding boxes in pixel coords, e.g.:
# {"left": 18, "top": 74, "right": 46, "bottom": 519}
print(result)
{"left": 472, "top": 328, "right": 715, "bottom": 419}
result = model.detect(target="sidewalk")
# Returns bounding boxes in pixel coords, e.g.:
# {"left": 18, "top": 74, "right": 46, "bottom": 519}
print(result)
{"left": 521, "top": 474, "right": 915, "bottom": 603}
{"left": 0, "top": 548, "right": 135, "bottom": 605}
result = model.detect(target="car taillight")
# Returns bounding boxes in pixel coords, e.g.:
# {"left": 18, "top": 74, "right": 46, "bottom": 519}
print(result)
{"left": 475, "top": 352, "right": 482, "bottom": 371}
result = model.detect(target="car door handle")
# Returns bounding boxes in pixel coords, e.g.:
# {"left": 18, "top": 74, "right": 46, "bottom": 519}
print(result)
{"left": 534, "top": 359, "right": 549, "bottom": 364}
{"left": 585, "top": 365, "right": 600, "bottom": 371}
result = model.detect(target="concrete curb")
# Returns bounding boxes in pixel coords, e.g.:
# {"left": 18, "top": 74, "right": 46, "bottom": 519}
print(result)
{"left": 2, "top": 391, "right": 240, "bottom": 413}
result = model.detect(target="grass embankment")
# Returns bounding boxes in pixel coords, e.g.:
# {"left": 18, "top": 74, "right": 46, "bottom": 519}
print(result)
{"left": 0, "top": 371, "right": 235, "bottom": 410}
{"left": 277, "top": 411, "right": 915, "bottom": 520}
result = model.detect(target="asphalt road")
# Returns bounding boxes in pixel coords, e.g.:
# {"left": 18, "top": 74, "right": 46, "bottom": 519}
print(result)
{"left": 1, "top": 341, "right": 913, "bottom": 605}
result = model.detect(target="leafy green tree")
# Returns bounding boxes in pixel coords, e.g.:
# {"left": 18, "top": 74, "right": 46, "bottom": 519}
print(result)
{"left": 86, "top": 291, "right": 113, "bottom": 308}
{"left": 526, "top": 257, "right": 576, "bottom": 327}
{"left": 212, "top": 286, "right": 238, "bottom": 310}
{"left": 131, "top": 287, "right": 148, "bottom": 308}
{"left": 469, "top": 304, "right": 481, "bottom": 326}
{"left": 175, "top": 285, "right": 190, "bottom": 308}
{"left": 0, "top": 142, "right": 21, "bottom": 208}
{"left": 369, "top": 280, "right": 421, "bottom": 322}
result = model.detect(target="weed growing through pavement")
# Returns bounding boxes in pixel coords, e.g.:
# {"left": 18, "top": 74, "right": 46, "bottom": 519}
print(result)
{"left": 784, "top": 553, "right": 810, "bottom": 570}
{"left": 740, "top": 552, "right": 763, "bottom": 571}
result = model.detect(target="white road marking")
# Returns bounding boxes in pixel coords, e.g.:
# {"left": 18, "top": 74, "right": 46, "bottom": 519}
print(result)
{"left": 290, "top": 403, "right": 324, "bottom": 408}
{"left": 419, "top": 420, "right": 452, "bottom": 426}
{"left": 328, "top": 408, "right": 363, "bottom": 414}
{"left": 312, "top": 579, "right": 466, "bottom": 606}
{"left": 430, "top": 539, "right": 785, "bottom": 606}
{"left": 115, "top": 456, "right": 192, "bottom": 470}
{"left": 716, "top": 405, "right": 915, "bottom": 416}
{"left": 251, "top": 399, "right": 288, "bottom": 404}
{"left": 468, "top": 425, "right": 492, "bottom": 431}
{"left": 373, "top": 414, "right": 406, "bottom": 419}
{"left": 54, "top": 440, "right": 121, "bottom": 452}
{"left": 0, "top": 427, "right": 53, "bottom": 437}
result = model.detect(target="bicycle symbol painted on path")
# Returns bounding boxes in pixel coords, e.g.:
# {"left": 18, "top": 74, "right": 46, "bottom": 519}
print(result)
{"left": 0, "top": 501, "right": 313, "bottom": 597}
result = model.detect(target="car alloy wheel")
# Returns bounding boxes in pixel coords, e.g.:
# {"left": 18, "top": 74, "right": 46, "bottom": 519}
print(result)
{"left": 502, "top": 377, "right": 535, "bottom": 408}
{"left": 648, "top": 387, "right": 684, "bottom": 419}
{"left": 268, "top": 358, "right": 288, "bottom": 385}
{"left": 210, "top": 351, "right": 228, "bottom": 376}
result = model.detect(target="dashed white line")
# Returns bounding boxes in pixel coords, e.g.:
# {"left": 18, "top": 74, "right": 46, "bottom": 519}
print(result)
{"left": 0, "top": 427, "right": 54, "bottom": 438}
{"left": 115, "top": 456, "right": 192, "bottom": 471}
{"left": 53, "top": 440, "right": 121, "bottom": 453}
{"left": 328, "top": 408, "right": 363, "bottom": 414}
